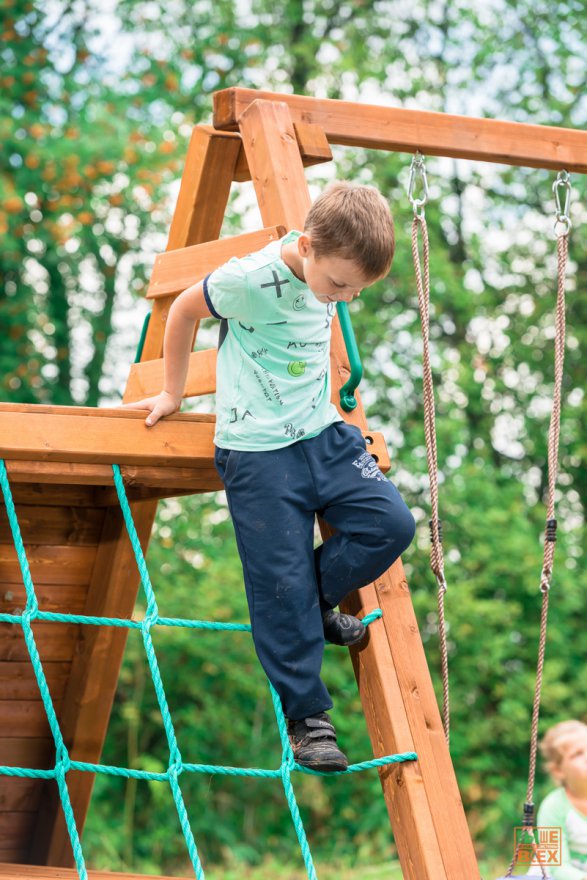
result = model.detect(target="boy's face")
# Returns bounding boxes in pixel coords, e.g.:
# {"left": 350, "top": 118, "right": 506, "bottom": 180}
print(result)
{"left": 553, "top": 732, "right": 587, "bottom": 787}
{"left": 298, "top": 235, "right": 379, "bottom": 304}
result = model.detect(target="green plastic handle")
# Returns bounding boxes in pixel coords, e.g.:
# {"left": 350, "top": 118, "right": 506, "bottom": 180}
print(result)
{"left": 134, "top": 313, "right": 151, "bottom": 363}
{"left": 336, "top": 302, "right": 363, "bottom": 412}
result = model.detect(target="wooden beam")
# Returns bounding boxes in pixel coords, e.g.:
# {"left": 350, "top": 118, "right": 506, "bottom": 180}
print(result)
{"left": 125, "top": 348, "right": 216, "bottom": 402}
{"left": 238, "top": 97, "right": 480, "bottom": 880}
{"left": 146, "top": 226, "right": 285, "bottom": 300}
{"left": 293, "top": 121, "right": 332, "bottom": 164}
{"left": 0, "top": 406, "right": 216, "bottom": 468}
{"left": 233, "top": 121, "right": 332, "bottom": 181}
{"left": 142, "top": 125, "right": 240, "bottom": 361}
{"left": 4, "top": 460, "right": 221, "bottom": 496}
{"left": 216, "top": 86, "right": 587, "bottom": 172}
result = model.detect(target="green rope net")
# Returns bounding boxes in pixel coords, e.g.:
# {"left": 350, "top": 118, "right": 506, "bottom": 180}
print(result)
{"left": 0, "top": 458, "right": 417, "bottom": 880}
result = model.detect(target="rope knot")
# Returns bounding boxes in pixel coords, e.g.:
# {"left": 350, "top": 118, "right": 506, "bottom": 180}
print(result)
{"left": 143, "top": 605, "right": 159, "bottom": 630}
{"left": 55, "top": 746, "right": 71, "bottom": 779}
{"left": 168, "top": 750, "right": 184, "bottom": 783}
{"left": 22, "top": 604, "right": 39, "bottom": 625}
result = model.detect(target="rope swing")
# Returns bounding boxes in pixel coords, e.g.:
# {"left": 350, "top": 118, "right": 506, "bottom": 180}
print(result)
{"left": 496, "top": 170, "right": 572, "bottom": 880}
{"left": 408, "top": 152, "right": 451, "bottom": 744}
{"left": 408, "top": 152, "right": 572, "bottom": 876}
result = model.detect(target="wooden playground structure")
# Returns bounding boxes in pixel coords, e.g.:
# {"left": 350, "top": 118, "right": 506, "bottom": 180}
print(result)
{"left": 0, "top": 88, "right": 585, "bottom": 880}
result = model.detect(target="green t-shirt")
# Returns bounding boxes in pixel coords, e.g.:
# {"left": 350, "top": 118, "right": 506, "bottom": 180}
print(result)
{"left": 204, "top": 230, "right": 342, "bottom": 451}
{"left": 527, "top": 788, "right": 587, "bottom": 879}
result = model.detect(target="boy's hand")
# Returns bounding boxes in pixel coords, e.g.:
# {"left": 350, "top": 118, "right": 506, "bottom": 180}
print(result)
{"left": 119, "top": 390, "right": 181, "bottom": 427}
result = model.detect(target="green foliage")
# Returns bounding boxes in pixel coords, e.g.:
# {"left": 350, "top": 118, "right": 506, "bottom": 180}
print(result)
{"left": 3, "top": 0, "right": 586, "bottom": 876}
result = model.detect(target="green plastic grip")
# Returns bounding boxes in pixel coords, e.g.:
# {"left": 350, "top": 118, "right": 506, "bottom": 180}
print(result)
{"left": 336, "top": 301, "right": 363, "bottom": 412}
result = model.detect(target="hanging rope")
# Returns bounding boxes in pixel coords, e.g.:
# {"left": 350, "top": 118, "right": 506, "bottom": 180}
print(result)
{"left": 503, "top": 170, "right": 571, "bottom": 879}
{"left": 408, "top": 152, "right": 450, "bottom": 744}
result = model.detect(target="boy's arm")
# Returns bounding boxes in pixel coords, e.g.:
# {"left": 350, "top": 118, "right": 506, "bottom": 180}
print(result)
{"left": 122, "top": 280, "right": 213, "bottom": 426}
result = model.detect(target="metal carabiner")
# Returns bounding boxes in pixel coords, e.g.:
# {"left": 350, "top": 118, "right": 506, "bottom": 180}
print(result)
{"left": 408, "top": 151, "right": 429, "bottom": 219}
{"left": 553, "top": 169, "right": 572, "bottom": 236}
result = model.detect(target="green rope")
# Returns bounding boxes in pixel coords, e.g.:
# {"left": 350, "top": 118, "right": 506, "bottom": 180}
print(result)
{"left": 0, "top": 459, "right": 417, "bottom": 879}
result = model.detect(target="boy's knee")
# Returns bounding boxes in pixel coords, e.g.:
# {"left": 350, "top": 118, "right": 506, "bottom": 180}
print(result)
{"left": 396, "top": 505, "right": 416, "bottom": 554}
{"left": 372, "top": 499, "right": 415, "bottom": 558}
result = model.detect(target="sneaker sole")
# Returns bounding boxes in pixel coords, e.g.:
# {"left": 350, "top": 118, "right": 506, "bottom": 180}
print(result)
{"left": 326, "top": 626, "right": 367, "bottom": 647}
{"left": 295, "top": 756, "right": 349, "bottom": 772}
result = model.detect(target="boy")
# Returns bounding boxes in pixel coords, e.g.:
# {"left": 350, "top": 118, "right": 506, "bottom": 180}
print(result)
{"left": 125, "top": 182, "right": 415, "bottom": 771}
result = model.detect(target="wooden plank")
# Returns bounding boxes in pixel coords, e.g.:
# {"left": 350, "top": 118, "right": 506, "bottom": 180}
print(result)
{"left": 0, "top": 864, "right": 187, "bottom": 879}
{"left": 0, "top": 812, "right": 36, "bottom": 849}
{"left": 115, "top": 466, "right": 222, "bottom": 493}
{"left": 215, "top": 87, "right": 587, "bottom": 172}
{"left": 0, "top": 738, "right": 52, "bottom": 768}
{"left": 0, "top": 662, "right": 70, "bottom": 702}
{"left": 0, "top": 624, "right": 79, "bottom": 662}
{"left": 0, "top": 584, "right": 86, "bottom": 615}
{"left": 0, "top": 545, "right": 94, "bottom": 587}
{"left": 0, "top": 506, "right": 105, "bottom": 547}
{"left": 7, "top": 484, "right": 98, "bottom": 508}
{"left": 0, "top": 407, "right": 216, "bottom": 468}
{"left": 0, "top": 853, "right": 28, "bottom": 864}
{"left": 5, "top": 462, "right": 121, "bottom": 488}
{"left": 0, "top": 701, "right": 61, "bottom": 738}
{"left": 344, "top": 579, "right": 443, "bottom": 876}
{"left": 233, "top": 120, "right": 332, "bottom": 181}
{"left": 239, "top": 97, "right": 480, "bottom": 880}
{"left": 125, "top": 348, "right": 217, "bottom": 402}
{"left": 293, "top": 121, "right": 332, "bottom": 163}
{"left": 4, "top": 461, "right": 221, "bottom": 495}
{"left": 146, "top": 226, "right": 285, "bottom": 300}
{"left": 142, "top": 125, "right": 240, "bottom": 361}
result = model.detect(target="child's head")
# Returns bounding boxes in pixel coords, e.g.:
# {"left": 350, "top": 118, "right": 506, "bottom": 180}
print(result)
{"left": 298, "top": 182, "right": 395, "bottom": 304}
{"left": 540, "top": 720, "right": 587, "bottom": 788}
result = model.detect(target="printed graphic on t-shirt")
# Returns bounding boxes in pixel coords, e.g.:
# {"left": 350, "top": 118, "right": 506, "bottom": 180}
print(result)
{"left": 206, "top": 230, "right": 342, "bottom": 451}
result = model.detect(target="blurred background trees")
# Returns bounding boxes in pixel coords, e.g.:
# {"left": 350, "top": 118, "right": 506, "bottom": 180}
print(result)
{"left": 2, "top": 0, "right": 586, "bottom": 875}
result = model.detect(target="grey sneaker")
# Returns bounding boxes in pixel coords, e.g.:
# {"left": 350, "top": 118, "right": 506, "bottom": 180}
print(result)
{"left": 287, "top": 712, "right": 349, "bottom": 772}
{"left": 322, "top": 609, "right": 367, "bottom": 646}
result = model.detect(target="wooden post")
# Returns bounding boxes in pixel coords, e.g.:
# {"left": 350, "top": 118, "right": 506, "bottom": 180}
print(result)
{"left": 30, "top": 126, "right": 239, "bottom": 867}
{"left": 238, "top": 98, "right": 480, "bottom": 879}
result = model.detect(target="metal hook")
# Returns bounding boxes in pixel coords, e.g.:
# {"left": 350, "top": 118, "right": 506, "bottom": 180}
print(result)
{"left": 553, "top": 169, "right": 572, "bottom": 236}
{"left": 408, "top": 151, "right": 429, "bottom": 218}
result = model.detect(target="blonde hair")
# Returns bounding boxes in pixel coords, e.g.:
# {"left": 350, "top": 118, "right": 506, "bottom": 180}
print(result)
{"left": 304, "top": 181, "right": 395, "bottom": 280}
{"left": 540, "top": 720, "right": 587, "bottom": 780}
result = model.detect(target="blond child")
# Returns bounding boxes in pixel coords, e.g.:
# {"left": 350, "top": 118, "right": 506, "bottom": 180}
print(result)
{"left": 529, "top": 720, "right": 587, "bottom": 878}
{"left": 124, "top": 183, "right": 415, "bottom": 771}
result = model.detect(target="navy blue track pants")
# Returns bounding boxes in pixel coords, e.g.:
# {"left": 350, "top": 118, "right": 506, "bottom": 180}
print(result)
{"left": 214, "top": 421, "right": 415, "bottom": 720}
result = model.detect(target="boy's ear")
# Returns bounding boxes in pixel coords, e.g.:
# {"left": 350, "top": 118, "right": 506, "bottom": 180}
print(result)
{"left": 297, "top": 233, "right": 312, "bottom": 257}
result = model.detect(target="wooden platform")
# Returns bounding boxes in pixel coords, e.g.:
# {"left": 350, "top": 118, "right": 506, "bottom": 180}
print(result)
{"left": 0, "top": 400, "right": 391, "bottom": 868}
{"left": 0, "top": 403, "right": 223, "bottom": 867}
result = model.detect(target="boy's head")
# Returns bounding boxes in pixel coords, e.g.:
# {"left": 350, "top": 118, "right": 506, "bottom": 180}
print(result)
{"left": 297, "top": 182, "right": 395, "bottom": 304}
{"left": 540, "top": 720, "right": 587, "bottom": 787}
